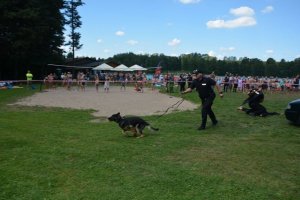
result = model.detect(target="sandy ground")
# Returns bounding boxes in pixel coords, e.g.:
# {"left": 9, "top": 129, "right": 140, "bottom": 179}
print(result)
{"left": 13, "top": 86, "right": 198, "bottom": 117}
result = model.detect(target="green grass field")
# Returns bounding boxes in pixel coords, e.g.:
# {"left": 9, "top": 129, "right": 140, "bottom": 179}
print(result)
{"left": 0, "top": 88, "right": 299, "bottom": 200}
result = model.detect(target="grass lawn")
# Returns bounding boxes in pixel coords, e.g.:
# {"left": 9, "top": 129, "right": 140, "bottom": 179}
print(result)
{"left": 0, "top": 87, "right": 299, "bottom": 200}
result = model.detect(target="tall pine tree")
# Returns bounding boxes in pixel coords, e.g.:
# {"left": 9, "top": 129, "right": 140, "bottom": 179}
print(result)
{"left": 64, "top": 0, "right": 84, "bottom": 61}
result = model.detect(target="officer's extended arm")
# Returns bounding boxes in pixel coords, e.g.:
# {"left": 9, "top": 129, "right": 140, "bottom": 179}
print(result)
{"left": 181, "top": 87, "right": 192, "bottom": 94}
{"left": 215, "top": 84, "right": 223, "bottom": 98}
{"left": 241, "top": 97, "right": 250, "bottom": 106}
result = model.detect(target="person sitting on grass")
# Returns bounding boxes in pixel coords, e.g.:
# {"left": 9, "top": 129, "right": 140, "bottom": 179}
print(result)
{"left": 238, "top": 85, "right": 279, "bottom": 117}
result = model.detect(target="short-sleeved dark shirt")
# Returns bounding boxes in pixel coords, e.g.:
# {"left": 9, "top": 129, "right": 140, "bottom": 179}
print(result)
{"left": 190, "top": 77, "right": 216, "bottom": 99}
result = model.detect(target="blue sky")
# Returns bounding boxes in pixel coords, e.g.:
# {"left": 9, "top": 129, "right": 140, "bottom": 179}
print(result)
{"left": 65, "top": 0, "right": 300, "bottom": 61}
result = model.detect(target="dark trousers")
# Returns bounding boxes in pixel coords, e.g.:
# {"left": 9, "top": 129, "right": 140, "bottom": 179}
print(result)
{"left": 179, "top": 83, "right": 185, "bottom": 92}
{"left": 247, "top": 102, "right": 267, "bottom": 116}
{"left": 223, "top": 84, "right": 229, "bottom": 92}
{"left": 200, "top": 95, "right": 217, "bottom": 128}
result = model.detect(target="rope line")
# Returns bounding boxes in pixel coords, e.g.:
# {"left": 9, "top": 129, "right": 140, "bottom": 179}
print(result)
{"left": 1, "top": 79, "right": 299, "bottom": 86}
{"left": 155, "top": 98, "right": 185, "bottom": 119}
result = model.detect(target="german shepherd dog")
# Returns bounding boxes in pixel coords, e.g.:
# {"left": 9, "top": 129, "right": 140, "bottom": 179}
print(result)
{"left": 108, "top": 112, "right": 159, "bottom": 137}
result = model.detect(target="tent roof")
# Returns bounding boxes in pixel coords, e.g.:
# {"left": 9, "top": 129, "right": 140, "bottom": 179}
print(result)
{"left": 129, "top": 64, "right": 148, "bottom": 71}
{"left": 112, "top": 64, "right": 132, "bottom": 71}
{"left": 92, "top": 63, "right": 113, "bottom": 71}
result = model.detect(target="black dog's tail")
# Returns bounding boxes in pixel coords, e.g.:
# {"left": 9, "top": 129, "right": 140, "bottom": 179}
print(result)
{"left": 148, "top": 126, "right": 159, "bottom": 131}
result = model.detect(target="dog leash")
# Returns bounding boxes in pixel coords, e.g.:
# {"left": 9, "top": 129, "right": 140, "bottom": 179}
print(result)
{"left": 156, "top": 97, "right": 185, "bottom": 119}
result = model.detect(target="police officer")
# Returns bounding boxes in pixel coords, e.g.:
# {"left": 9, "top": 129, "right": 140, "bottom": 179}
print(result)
{"left": 238, "top": 85, "right": 275, "bottom": 116}
{"left": 181, "top": 69, "right": 223, "bottom": 130}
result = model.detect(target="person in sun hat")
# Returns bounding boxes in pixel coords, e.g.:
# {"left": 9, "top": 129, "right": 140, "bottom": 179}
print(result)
{"left": 181, "top": 69, "right": 223, "bottom": 131}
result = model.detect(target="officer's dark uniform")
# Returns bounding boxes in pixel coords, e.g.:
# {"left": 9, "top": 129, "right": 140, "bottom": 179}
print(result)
{"left": 242, "top": 89, "right": 267, "bottom": 116}
{"left": 190, "top": 77, "right": 218, "bottom": 129}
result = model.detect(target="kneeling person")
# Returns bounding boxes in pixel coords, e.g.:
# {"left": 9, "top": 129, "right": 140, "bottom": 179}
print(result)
{"left": 238, "top": 86, "right": 279, "bottom": 117}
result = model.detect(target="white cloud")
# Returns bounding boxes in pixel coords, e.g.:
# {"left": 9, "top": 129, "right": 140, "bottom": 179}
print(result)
{"left": 60, "top": 45, "right": 70, "bottom": 53}
{"left": 76, "top": 53, "right": 88, "bottom": 57}
{"left": 208, "top": 51, "right": 226, "bottom": 60}
{"left": 169, "top": 53, "right": 179, "bottom": 57}
{"left": 266, "top": 49, "right": 274, "bottom": 54}
{"left": 207, "top": 6, "right": 256, "bottom": 29}
{"left": 208, "top": 50, "right": 216, "bottom": 57}
{"left": 262, "top": 6, "right": 274, "bottom": 14}
{"left": 168, "top": 38, "right": 181, "bottom": 46}
{"left": 230, "top": 6, "right": 255, "bottom": 16}
{"left": 136, "top": 51, "right": 145, "bottom": 55}
{"left": 127, "top": 40, "right": 138, "bottom": 45}
{"left": 179, "top": 0, "right": 201, "bottom": 4}
{"left": 207, "top": 16, "right": 256, "bottom": 28}
{"left": 220, "top": 47, "right": 235, "bottom": 52}
{"left": 97, "top": 39, "right": 102, "bottom": 43}
{"left": 115, "top": 31, "right": 125, "bottom": 36}
{"left": 217, "top": 55, "right": 224, "bottom": 60}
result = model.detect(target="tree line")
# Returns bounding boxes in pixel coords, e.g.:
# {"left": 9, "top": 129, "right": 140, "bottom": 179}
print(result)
{"left": 0, "top": 1, "right": 299, "bottom": 80}
{"left": 108, "top": 52, "right": 300, "bottom": 78}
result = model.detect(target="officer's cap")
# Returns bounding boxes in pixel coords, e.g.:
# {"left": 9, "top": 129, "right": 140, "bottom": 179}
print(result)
{"left": 192, "top": 69, "right": 203, "bottom": 75}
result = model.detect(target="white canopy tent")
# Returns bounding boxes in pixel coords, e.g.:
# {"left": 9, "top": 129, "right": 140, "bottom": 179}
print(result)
{"left": 92, "top": 63, "right": 114, "bottom": 71}
{"left": 112, "top": 64, "right": 133, "bottom": 71}
{"left": 129, "top": 64, "right": 148, "bottom": 71}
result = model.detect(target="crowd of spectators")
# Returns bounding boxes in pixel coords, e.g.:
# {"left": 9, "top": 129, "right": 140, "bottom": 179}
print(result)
{"left": 40, "top": 70, "right": 299, "bottom": 93}
{"left": 215, "top": 73, "right": 300, "bottom": 92}
{"left": 163, "top": 72, "right": 300, "bottom": 93}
